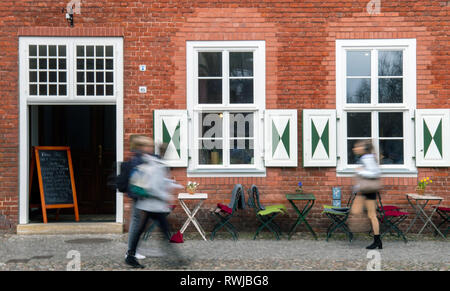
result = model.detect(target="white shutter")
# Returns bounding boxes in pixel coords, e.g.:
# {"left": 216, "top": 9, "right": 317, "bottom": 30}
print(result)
{"left": 303, "top": 109, "right": 337, "bottom": 167}
{"left": 415, "top": 109, "right": 450, "bottom": 167}
{"left": 154, "top": 110, "right": 188, "bottom": 167}
{"left": 264, "top": 109, "right": 298, "bottom": 167}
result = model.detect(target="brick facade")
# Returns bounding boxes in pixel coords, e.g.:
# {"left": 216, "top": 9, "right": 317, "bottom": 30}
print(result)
{"left": 0, "top": 0, "right": 449, "bottom": 233}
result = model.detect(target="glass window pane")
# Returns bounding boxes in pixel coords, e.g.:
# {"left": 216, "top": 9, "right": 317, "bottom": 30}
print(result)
{"left": 59, "top": 85, "right": 66, "bottom": 95}
{"left": 230, "top": 112, "right": 254, "bottom": 138}
{"left": 86, "top": 85, "right": 95, "bottom": 95}
{"left": 198, "top": 140, "right": 223, "bottom": 165}
{"left": 230, "top": 79, "right": 253, "bottom": 104}
{"left": 106, "top": 85, "right": 114, "bottom": 95}
{"left": 86, "top": 59, "right": 94, "bottom": 70}
{"left": 48, "top": 46, "right": 57, "bottom": 57}
{"left": 347, "top": 140, "right": 361, "bottom": 165}
{"left": 379, "top": 78, "right": 402, "bottom": 103}
{"left": 48, "top": 58, "right": 57, "bottom": 69}
{"left": 96, "top": 46, "right": 104, "bottom": 57}
{"left": 29, "top": 58, "right": 37, "bottom": 69}
{"left": 230, "top": 139, "right": 254, "bottom": 164}
{"left": 86, "top": 72, "right": 94, "bottom": 83}
{"left": 59, "top": 72, "right": 66, "bottom": 83}
{"left": 199, "top": 112, "right": 223, "bottom": 138}
{"left": 198, "top": 79, "right": 222, "bottom": 104}
{"left": 379, "top": 51, "right": 402, "bottom": 76}
{"left": 96, "top": 72, "right": 104, "bottom": 83}
{"left": 39, "top": 59, "right": 47, "bottom": 69}
{"left": 76, "top": 46, "right": 84, "bottom": 57}
{"left": 77, "top": 59, "right": 84, "bottom": 70}
{"left": 58, "top": 45, "right": 66, "bottom": 57}
{"left": 29, "top": 71, "right": 37, "bottom": 82}
{"left": 347, "top": 112, "right": 371, "bottom": 137}
{"left": 198, "top": 52, "right": 222, "bottom": 77}
{"left": 230, "top": 52, "right": 253, "bottom": 77}
{"left": 347, "top": 51, "right": 371, "bottom": 76}
{"left": 29, "top": 85, "right": 37, "bottom": 95}
{"left": 379, "top": 112, "right": 403, "bottom": 137}
{"left": 379, "top": 140, "right": 404, "bottom": 165}
{"left": 49, "top": 85, "right": 57, "bottom": 95}
{"left": 58, "top": 59, "right": 66, "bottom": 70}
{"left": 39, "top": 84, "right": 47, "bottom": 95}
{"left": 39, "top": 45, "right": 47, "bottom": 57}
{"left": 346, "top": 78, "right": 370, "bottom": 103}
{"left": 96, "top": 59, "right": 104, "bottom": 70}
{"left": 29, "top": 45, "right": 37, "bottom": 56}
{"left": 86, "top": 46, "right": 94, "bottom": 57}
{"left": 39, "top": 71, "right": 47, "bottom": 82}
{"left": 96, "top": 85, "right": 104, "bottom": 96}
{"left": 105, "top": 46, "right": 113, "bottom": 57}
{"left": 106, "top": 72, "right": 113, "bottom": 83}
{"left": 77, "top": 72, "right": 84, "bottom": 83}
{"left": 77, "top": 85, "right": 85, "bottom": 95}
{"left": 105, "top": 59, "right": 113, "bottom": 70}
{"left": 49, "top": 71, "right": 57, "bottom": 83}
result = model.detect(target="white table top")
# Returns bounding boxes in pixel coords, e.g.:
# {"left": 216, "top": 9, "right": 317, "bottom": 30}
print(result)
{"left": 178, "top": 193, "right": 208, "bottom": 200}
{"left": 406, "top": 193, "right": 443, "bottom": 200}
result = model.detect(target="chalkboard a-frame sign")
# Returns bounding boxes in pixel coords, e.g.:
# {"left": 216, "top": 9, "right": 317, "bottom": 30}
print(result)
{"left": 33, "top": 146, "right": 80, "bottom": 223}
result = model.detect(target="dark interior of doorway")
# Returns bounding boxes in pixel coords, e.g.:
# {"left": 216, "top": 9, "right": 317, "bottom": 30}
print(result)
{"left": 29, "top": 105, "right": 116, "bottom": 223}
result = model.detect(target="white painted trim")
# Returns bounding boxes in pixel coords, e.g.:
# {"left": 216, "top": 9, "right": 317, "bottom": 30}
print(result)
{"left": 186, "top": 41, "right": 266, "bottom": 176}
{"left": 335, "top": 39, "right": 417, "bottom": 175}
{"left": 18, "top": 37, "right": 124, "bottom": 224}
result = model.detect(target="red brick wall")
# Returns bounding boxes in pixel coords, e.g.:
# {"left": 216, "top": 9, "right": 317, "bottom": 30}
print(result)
{"left": 0, "top": 0, "right": 449, "bottom": 234}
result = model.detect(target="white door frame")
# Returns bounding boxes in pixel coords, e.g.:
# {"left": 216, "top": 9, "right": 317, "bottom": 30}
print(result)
{"left": 18, "top": 37, "right": 124, "bottom": 224}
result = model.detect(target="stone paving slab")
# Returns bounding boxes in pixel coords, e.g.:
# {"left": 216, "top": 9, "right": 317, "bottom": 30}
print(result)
{"left": 0, "top": 232, "right": 448, "bottom": 271}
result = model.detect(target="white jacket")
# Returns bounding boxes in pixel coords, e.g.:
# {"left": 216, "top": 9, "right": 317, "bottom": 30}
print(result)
{"left": 130, "top": 154, "right": 180, "bottom": 213}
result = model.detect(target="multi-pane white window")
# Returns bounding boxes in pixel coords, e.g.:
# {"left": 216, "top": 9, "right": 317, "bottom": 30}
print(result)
{"left": 187, "top": 41, "right": 266, "bottom": 175}
{"left": 336, "top": 39, "right": 416, "bottom": 174}
{"left": 21, "top": 37, "right": 122, "bottom": 102}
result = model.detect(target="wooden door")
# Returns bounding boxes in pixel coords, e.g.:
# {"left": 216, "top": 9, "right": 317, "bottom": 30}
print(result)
{"left": 36, "top": 105, "right": 116, "bottom": 215}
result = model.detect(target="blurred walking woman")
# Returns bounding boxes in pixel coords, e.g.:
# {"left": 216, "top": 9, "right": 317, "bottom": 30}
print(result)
{"left": 351, "top": 140, "right": 382, "bottom": 249}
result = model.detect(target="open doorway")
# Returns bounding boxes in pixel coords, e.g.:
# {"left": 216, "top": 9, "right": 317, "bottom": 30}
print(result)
{"left": 29, "top": 105, "right": 116, "bottom": 222}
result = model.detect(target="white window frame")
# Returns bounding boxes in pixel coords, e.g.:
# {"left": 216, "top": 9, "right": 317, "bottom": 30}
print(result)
{"left": 336, "top": 39, "right": 417, "bottom": 176}
{"left": 186, "top": 41, "right": 266, "bottom": 177}
{"left": 18, "top": 37, "right": 124, "bottom": 224}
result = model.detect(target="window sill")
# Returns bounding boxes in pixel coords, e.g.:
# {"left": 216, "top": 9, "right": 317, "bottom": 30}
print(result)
{"left": 187, "top": 168, "right": 266, "bottom": 177}
{"left": 337, "top": 168, "right": 418, "bottom": 178}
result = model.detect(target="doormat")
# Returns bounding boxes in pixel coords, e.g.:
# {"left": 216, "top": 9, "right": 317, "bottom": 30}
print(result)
{"left": 65, "top": 238, "right": 112, "bottom": 244}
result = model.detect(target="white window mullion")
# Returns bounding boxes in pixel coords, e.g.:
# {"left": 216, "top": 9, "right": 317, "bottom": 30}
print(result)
{"left": 223, "top": 111, "right": 230, "bottom": 167}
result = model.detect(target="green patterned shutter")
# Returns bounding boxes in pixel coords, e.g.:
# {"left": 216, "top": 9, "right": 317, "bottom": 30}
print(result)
{"left": 415, "top": 109, "right": 450, "bottom": 167}
{"left": 154, "top": 110, "right": 188, "bottom": 167}
{"left": 265, "top": 110, "right": 298, "bottom": 167}
{"left": 303, "top": 109, "right": 336, "bottom": 167}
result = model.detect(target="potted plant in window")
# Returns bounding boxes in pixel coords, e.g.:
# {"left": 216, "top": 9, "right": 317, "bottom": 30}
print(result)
{"left": 416, "top": 177, "right": 432, "bottom": 195}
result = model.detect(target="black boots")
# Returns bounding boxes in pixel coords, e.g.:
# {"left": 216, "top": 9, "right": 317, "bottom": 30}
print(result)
{"left": 125, "top": 252, "right": 145, "bottom": 269}
{"left": 366, "top": 235, "right": 383, "bottom": 249}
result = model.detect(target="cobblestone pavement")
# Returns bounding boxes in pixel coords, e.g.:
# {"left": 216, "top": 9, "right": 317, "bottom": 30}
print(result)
{"left": 0, "top": 232, "right": 448, "bottom": 271}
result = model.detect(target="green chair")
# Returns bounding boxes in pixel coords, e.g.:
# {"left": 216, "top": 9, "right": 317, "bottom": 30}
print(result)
{"left": 322, "top": 191, "right": 356, "bottom": 242}
{"left": 248, "top": 185, "right": 287, "bottom": 240}
{"left": 210, "top": 184, "right": 244, "bottom": 241}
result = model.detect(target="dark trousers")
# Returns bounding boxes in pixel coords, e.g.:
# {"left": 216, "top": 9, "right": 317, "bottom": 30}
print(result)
{"left": 128, "top": 211, "right": 171, "bottom": 256}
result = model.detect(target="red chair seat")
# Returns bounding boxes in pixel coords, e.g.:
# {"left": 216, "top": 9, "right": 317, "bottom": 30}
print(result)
{"left": 384, "top": 210, "right": 408, "bottom": 217}
{"left": 434, "top": 206, "right": 450, "bottom": 212}
{"left": 217, "top": 203, "right": 232, "bottom": 214}
{"left": 383, "top": 205, "right": 400, "bottom": 211}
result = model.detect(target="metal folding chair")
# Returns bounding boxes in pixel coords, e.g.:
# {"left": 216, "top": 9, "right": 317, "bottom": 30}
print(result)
{"left": 376, "top": 192, "right": 409, "bottom": 243}
{"left": 322, "top": 191, "right": 356, "bottom": 242}
{"left": 247, "top": 185, "right": 287, "bottom": 240}
{"left": 210, "top": 184, "right": 243, "bottom": 241}
{"left": 433, "top": 206, "right": 449, "bottom": 237}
